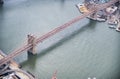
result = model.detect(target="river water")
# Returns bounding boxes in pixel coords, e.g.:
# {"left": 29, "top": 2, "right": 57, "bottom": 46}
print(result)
{"left": 0, "top": 0, "right": 120, "bottom": 79}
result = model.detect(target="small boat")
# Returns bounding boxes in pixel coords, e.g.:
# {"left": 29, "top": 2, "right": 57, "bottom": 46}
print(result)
{"left": 105, "top": 5, "right": 118, "bottom": 25}
{"left": 107, "top": 15, "right": 118, "bottom": 25}
{"left": 107, "top": 20, "right": 118, "bottom": 25}
{"left": 105, "top": 5, "right": 118, "bottom": 14}
{"left": 51, "top": 71, "right": 57, "bottom": 79}
{"left": 76, "top": 3, "right": 89, "bottom": 13}
{"left": 116, "top": 21, "right": 120, "bottom": 32}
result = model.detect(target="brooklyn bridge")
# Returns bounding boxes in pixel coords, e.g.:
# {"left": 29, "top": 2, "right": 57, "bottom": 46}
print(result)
{"left": 0, "top": 0, "right": 119, "bottom": 67}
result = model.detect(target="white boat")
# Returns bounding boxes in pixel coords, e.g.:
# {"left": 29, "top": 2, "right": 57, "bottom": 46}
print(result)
{"left": 51, "top": 71, "right": 57, "bottom": 79}
{"left": 76, "top": 3, "right": 89, "bottom": 13}
{"left": 116, "top": 21, "right": 120, "bottom": 32}
{"left": 106, "top": 5, "right": 118, "bottom": 25}
{"left": 107, "top": 20, "right": 118, "bottom": 25}
{"left": 105, "top": 5, "right": 118, "bottom": 14}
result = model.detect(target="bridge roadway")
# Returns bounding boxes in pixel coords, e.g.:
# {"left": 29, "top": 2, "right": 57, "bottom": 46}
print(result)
{"left": 0, "top": 0, "right": 119, "bottom": 67}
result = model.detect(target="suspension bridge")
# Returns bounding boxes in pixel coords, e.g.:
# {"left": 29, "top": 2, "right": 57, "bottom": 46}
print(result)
{"left": 0, "top": 0, "right": 119, "bottom": 67}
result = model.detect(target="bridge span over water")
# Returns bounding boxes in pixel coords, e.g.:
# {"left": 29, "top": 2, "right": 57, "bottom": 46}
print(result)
{"left": 0, "top": 0, "right": 119, "bottom": 67}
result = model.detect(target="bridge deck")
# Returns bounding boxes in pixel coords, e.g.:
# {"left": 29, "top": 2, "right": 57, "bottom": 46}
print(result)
{"left": 0, "top": 0, "right": 119, "bottom": 67}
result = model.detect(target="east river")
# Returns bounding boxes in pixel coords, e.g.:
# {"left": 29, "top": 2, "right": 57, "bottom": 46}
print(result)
{"left": 0, "top": 0, "right": 120, "bottom": 79}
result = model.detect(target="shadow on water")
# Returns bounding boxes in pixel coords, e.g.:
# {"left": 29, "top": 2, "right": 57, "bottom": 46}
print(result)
{"left": 37, "top": 20, "right": 97, "bottom": 57}
{"left": 115, "top": 33, "right": 120, "bottom": 79}
{"left": 0, "top": 5, "right": 5, "bottom": 50}
{"left": 21, "top": 20, "right": 97, "bottom": 66}
{"left": 60, "top": 0, "right": 65, "bottom": 7}
{"left": 0, "top": 5, "right": 4, "bottom": 29}
{"left": 21, "top": 52, "right": 37, "bottom": 69}
{"left": 0, "top": 0, "right": 4, "bottom": 7}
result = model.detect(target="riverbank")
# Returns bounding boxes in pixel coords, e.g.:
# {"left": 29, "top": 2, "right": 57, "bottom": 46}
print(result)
{"left": 0, "top": 50, "right": 35, "bottom": 79}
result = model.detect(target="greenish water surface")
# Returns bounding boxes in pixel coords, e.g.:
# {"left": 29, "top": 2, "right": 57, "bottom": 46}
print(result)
{"left": 0, "top": 0, "right": 120, "bottom": 79}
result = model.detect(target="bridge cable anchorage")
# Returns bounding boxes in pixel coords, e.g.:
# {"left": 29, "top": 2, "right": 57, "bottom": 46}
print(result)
{"left": 0, "top": 0, "right": 119, "bottom": 67}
